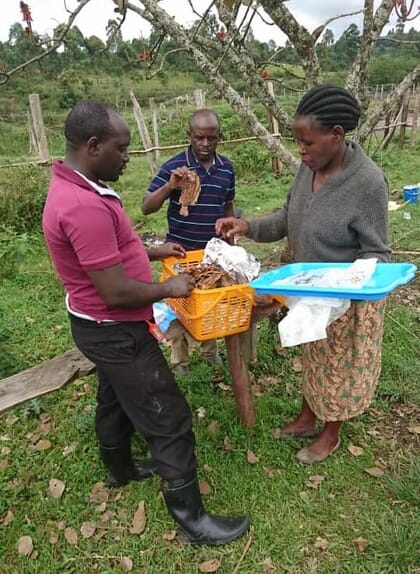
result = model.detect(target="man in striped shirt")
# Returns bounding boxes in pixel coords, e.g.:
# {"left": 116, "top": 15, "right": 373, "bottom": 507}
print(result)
{"left": 143, "top": 109, "right": 235, "bottom": 376}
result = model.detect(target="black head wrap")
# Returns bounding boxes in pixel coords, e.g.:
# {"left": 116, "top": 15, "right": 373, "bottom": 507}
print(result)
{"left": 295, "top": 84, "right": 361, "bottom": 132}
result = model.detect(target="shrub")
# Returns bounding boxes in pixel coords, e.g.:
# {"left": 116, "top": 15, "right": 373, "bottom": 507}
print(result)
{"left": 0, "top": 165, "right": 48, "bottom": 232}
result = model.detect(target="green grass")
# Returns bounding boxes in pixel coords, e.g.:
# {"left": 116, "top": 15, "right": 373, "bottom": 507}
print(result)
{"left": 0, "top": 144, "right": 419, "bottom": 573}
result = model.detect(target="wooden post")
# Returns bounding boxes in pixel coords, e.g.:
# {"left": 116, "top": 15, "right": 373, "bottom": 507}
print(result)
{"left": 410, "top": 91, "right": 419, "bottom": 149}
{"left": 28, "top": 94, "right": 50, "bottom": 164}
{"left": 129, "top": 90, "right": 157, "bottom": 175}
{"left": 194, "top": 89, "right": 205, "bottom": 109}
{"left": 266, "top": 81, "right": 283, "bottom": 176}
{"left": 398, "top": 90, "right": 410, "bottom": 149}
{"left": 149, "top": 97, "right": 160, "bottom": 163}
{"left": 225, "top": 334, "right": 255, "bottom": 427}
{"left": 27, "top": 110, "right": 38, "bottom": 155}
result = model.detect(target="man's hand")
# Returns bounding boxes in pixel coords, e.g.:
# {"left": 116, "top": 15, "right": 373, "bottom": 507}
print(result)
{"left": 148, "top": 242, "right": 186, "bottom": 261}
{"left": 168, "top": 166, "right": 190, "bottom": 190}
{"left": 215, "top": 217, "right": 250, "bottom": 239}
{"left": 164, "top": 274, "right": 195, "bottom": 298}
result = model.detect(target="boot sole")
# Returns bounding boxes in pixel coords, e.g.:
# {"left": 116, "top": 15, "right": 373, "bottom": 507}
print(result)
{"left": 177, "top": 522, "right": 250, "bottom": 546}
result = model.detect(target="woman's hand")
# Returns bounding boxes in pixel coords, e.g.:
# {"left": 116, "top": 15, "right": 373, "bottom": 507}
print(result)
{"left": 148, "top": 242, "right": 186, "bottom": 261}
{"left": 215, "top": 217, "right": 250, "bottom": 239}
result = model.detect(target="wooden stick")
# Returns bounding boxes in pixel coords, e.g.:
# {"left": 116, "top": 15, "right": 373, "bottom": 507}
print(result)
{"left": 129, "top": 90, "right": 157, "bottom": 176}
{"left": 28, "top": 94, "right": 50, "bottom": 165}
{"left": 232, "top": 534, "right": 253, "bottom": 574}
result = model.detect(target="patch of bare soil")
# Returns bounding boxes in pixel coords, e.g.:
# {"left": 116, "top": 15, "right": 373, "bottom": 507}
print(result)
{"left": 368, "top": 402, "right": 420, "bottom": 449}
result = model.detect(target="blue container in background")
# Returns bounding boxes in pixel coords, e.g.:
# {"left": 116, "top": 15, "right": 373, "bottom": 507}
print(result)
{"left": 403, "top": 184, "right": 419, "bottom": 204}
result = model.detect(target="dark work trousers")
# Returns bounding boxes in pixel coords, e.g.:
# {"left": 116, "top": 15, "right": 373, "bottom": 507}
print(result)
{"left": 69, "top": 314, "right": 197, "bottom": 480}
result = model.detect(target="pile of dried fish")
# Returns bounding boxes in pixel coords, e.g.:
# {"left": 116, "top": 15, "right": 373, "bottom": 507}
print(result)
{"left": 178, "top": 263, "right": 238, "bottom": 289}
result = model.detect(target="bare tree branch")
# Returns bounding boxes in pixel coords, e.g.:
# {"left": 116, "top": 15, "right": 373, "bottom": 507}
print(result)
{"left": 312, "top": 9, "right": 364, "bottom": 42}
{"left": 136, "top": 0, "right": 299, "bottom": 171}
{"left": 259, "top": 0, "right": 321, "bottom": 85}
{"left": 346, "top": 0, "right": 393, "bottom": 112}
{"left": 0, "top": 0, "right": 93, "bottom": 85}
{"left": 147, "top": 48, "right": 189, "bottom": 78}
{"left": 356, "top": 64, "right": 420, "bottom": 143}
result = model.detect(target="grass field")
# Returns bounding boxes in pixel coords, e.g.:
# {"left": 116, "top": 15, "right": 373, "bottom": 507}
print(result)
{"left": 0, "top": 141, "right": 419, "bottom": 573}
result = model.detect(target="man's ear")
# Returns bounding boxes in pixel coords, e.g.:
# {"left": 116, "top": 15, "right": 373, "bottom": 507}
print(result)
{"left": 86, "top": 136, "right": 100, "bottom": 156}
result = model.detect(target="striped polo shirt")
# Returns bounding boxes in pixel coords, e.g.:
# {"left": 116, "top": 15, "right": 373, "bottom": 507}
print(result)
{"left": 147, "top": 146, "right": 235, "bottom": 250}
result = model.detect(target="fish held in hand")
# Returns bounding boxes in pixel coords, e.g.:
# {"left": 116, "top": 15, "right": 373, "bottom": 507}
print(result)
{"left": 179, "top": 170, "right": 201, "bottom": 216}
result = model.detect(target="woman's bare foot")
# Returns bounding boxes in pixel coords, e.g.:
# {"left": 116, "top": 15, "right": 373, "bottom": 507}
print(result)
{"left": 296, "top": 422, "right": 342, "bottom": 463}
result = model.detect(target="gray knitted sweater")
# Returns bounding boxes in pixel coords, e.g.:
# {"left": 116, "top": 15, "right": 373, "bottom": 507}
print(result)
{"left": 247, "top": 142, "right": 391, "bottom": 262}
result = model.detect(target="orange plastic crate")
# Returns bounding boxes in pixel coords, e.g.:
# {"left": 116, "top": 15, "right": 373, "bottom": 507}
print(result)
{"left": 161, "top": 250, "right": 255, "bottom": 341}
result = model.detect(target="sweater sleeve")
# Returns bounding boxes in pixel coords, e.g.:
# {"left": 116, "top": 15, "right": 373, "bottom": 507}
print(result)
{"left": 352, "top": 178, "right": 391, "bottom": 262}
{"left": 246, "top": 191, "right": 290, "bottom": 243}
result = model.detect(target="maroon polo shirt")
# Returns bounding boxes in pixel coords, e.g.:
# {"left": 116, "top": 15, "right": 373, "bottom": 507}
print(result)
{"left": 43, "top": 161, "right": 153, "bottom": 322}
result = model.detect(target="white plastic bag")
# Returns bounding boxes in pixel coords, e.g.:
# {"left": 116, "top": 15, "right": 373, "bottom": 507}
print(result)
{"left": 277, "top": 259, "right": 377, "bottom": 347}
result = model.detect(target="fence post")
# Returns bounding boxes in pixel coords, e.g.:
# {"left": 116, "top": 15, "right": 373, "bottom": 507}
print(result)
{"left": 410, "top": 91, "right": 419, "bottom": 149}
{"left": 398, "top": 90, "right": 410, "bottom": 149}
{"left": 266, "top": 81, "right": 283, "bottom": 176}
{"left": 27, "top": 110, "right": 37, "bottom": 155}
{"left": 194, "top": 89, "right": 205, "bottom": 109}
{"left": 129, "top": 90, "right": 157, "bottom": 175}
{"left": 28, "top": 94, "right": 50, "bottom": 165}
{"left": 149, "top": 98, "right": 160, "bottom": 163}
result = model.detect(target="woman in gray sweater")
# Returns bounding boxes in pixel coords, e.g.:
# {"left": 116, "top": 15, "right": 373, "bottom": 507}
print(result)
{"left": 216, "top": 85, "right": 390, "bottom": 464}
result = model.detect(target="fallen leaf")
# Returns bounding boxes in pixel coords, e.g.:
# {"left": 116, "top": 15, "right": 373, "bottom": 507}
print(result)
{"left": 291, "top": 357, "right": 303, "bottom": 373}
{"left": 1, "top": 447, "right": 11, "bottom": 455}
{"left": 90, "top": 482, "right": 109, "bottom": 504}
{"left": 2, "top": 510, "right": 14, "bottom": 526}
{"left": 203, "top": 464, "right": 213, "bottom": 473}
{"left": 64, "top": 527, "right": 78, "bottom": 545}
{"left": 120, "top": 557, "right": 133, "bottom": 571}
{"left": 57, "top": 520, "right": 66, "bottom": 530}
{"left": 207, "top": 420, "right": 219, "bottom": 435}
{"left": 353, "top": 536, "right": 370, "bottom": 552}
{"left": 17, "top": 535, "right": 33, "bottom": 556}
{"left": 29, "top": 550, "right": 39, "bottom": 560}
{"left": 6, "top": 415, "right": 19, "bottom": 426}
{"left": 80, "top": 521, "right": 96, "bottom": 539}
{"left": 49, "top": 531, "right": 58, "bottom": 544}
{"left": 271, "top": 428, "right": 283, "bottom": 440}
{"left": 262, "top": 557, "right": 276, "bottom": 571}
{"left": 347, "top": 444, "right": 364, "bottom": 457}
{"left": 0, "top": 459, "right": 9, "bottom": 471}
{"left": 130, "top": 501, "right": 146, "bottom": 534}
{"left": 199, "top": 558, "right": 221, "bottom": 572}
{"left": 48, "top": 478, "right": 65, "bottom": 499}
{"left": 199, "top": 480, "right": 212, "bottom": 495}
{"left": 314, "top": 537, "right": 329, "bottom": 550}
{"left": 35, "top": 439, "right": 51, "bottom": 451}
{"left": 247, "top": 449, "right": 259, "bottom": 464}
{"left": 365, "top": 467, "right": 385, "bottom": 478}
{"left": 304, "top": 475, "right": 325, "bottom": 489}
{"left": 162, "top": 530, "right": 177, "bottom": 541}
{"left": 95, "top": 502, "right": 107, "bottom": 513}
{"left": 94, "top": 529, "right": 107, "bottom": 541}
{"left": 407, "top": 425, "right": 420, "bottom": 434}
{"left": 263, "top": 467, "right": 276, "bottom": 479}
{"left": 99, "top": 511, "right": 115, "bottom": 528}
{"left": 62, "top": 444, "right": 76, "bottom": 457}
{"left": 217, "top": 383, "right": 231, "bottom": 392}
{"left": 223, "top": 436, "right": 235, "bottom": 451}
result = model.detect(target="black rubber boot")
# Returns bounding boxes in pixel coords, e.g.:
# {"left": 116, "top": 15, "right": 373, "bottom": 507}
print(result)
{"left": 99, "top": 443, "right": 156, "bottom": 487}
{"left": 162, "top": 474, "right": 250, "bottom": 545}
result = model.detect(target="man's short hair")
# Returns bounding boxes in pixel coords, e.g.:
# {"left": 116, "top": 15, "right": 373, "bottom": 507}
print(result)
{"left": 189, "top": 109, "right": 220, "bottom": 131}
{"left": 64, "top": 101, "right": 117, "bottom": 146}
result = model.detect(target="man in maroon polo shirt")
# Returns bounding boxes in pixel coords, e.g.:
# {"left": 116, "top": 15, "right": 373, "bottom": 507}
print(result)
{"left": 42, "top": 101, "right": 249, "bottom": 546}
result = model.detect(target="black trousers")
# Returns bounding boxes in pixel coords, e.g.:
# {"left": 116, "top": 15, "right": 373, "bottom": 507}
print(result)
{"left": 69, "top": 315, "right": 197, "bottom": 480}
